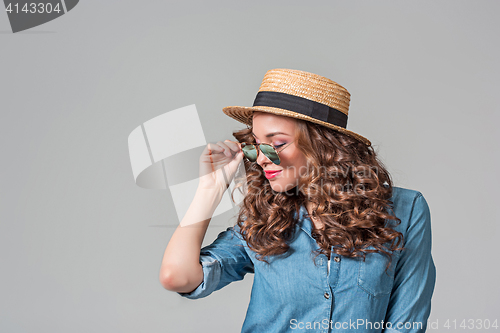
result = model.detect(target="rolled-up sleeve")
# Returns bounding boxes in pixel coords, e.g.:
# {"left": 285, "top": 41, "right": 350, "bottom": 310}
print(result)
{"left": 177, "top": 224, "right": 254, "bottom": 299}
{"left": 383, "top": 193, "right": 437, "bottom": 333}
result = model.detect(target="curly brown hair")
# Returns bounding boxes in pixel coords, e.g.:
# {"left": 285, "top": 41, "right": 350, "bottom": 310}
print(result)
{"left": 230, "top": 118, "right": 404, "bottom": 271}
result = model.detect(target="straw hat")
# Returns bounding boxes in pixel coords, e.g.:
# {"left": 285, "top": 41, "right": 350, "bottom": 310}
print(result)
{"left": 222, "top": 68, "right": 371, "bottom": 146}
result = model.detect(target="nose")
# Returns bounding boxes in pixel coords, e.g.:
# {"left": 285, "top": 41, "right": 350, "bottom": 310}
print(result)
{"left": 256, "top": 146, "right": 273, "bottom": 167}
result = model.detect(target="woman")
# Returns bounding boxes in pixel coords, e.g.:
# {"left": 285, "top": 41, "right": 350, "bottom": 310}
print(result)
{"left": 159, "top": 68, "right": 436, "bottom": 333}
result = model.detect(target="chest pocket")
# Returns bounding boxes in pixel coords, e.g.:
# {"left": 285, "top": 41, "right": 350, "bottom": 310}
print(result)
{"left": 357, "top": 250, "right": 399, "bottom": 298}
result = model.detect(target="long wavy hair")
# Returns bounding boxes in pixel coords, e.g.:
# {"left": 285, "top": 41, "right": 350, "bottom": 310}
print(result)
{"left": 230, "top": 117, "right": 404, "bottom": 271}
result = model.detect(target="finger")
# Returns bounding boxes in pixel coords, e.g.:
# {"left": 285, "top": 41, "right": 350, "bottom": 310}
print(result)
{"left": 207, "top": 142, "right": 224, "bottom": 155}
{"left": 216, "top": 141, "right": 232, "bottom": 157}
{"left": 224, "top": 140, "right": 242, "bottom": 153}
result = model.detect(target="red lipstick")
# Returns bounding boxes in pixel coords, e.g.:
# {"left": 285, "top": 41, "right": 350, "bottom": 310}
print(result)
{"left": 265, "top": 170, "right": 282, "bottom": 179}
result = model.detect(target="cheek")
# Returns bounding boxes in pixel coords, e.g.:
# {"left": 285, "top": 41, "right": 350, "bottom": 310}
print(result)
{"left": 280, "top": 150, "right": 307, "bottom": 175}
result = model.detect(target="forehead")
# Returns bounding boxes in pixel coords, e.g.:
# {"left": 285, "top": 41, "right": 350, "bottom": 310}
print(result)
{"left": 251, "top": 111, "right": 296, "bottom": 136}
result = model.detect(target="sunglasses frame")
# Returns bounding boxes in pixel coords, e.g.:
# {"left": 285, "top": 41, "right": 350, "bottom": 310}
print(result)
{"left": 241, "top": 141, "right": 295, "bottom": 165}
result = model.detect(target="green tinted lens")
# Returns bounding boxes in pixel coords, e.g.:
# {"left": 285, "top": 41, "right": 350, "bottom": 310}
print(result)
{"left": 242, "top": 144, "right": 258, "bottom": 161}
{"left": 260, "top": 144, "right": 281, "bottom": 165}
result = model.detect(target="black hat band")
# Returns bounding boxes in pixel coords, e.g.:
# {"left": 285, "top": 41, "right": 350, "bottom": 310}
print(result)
{"left": 252, "top": 91, "right": 348, "bottom": 129}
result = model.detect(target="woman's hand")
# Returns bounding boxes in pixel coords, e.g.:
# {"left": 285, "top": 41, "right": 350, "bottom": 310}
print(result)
{"left": 198, "top": 140, "right": 244, "bottom": 193}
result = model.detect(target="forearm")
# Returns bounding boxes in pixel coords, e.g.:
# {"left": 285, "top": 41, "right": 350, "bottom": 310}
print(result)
{"left": 159, "top": 187, "right": 225, "bottom": 291}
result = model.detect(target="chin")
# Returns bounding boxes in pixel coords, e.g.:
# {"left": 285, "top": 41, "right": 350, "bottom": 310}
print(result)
{"left": 270, "top": 181, "right": 298, "bottom": 195}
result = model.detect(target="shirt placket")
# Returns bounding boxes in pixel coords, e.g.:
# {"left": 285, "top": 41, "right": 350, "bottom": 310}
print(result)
{"left": 311, "top": 234, "right": 339, "bottom": 333}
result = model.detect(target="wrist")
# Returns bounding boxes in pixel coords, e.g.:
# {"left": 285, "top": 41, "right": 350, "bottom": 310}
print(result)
{"left": 180, "top": 188, "right": 224, "bottom": 227}
{"left": 196, "top": 182, "right": 227, "bottom": 196}
{"left": 194, "top": 186, "right": 225, "bottom": 209}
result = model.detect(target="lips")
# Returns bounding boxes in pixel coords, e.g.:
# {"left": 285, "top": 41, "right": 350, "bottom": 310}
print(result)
{"left": 264, "top": 170, "right": 282, "bottom": 179}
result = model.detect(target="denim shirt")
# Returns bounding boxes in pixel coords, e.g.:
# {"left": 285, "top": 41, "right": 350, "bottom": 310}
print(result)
{"left": 177, "top": 187, "right": 436, "bottom": 333}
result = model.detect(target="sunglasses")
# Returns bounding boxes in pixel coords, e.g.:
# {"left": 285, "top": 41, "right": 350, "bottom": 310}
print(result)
{"left": 241, "top": 141, "right": 294, "bottom": 165}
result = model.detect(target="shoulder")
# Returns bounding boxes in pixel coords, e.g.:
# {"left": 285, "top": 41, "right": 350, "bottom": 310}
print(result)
{"left": 388, "top": 186, "right": 431, "bottom": 234}
{"left": 198, "top": 223, "right": 253, "bottom": 267}
{"left": 389, "top": 186, "right": 424, "bottom": 208}
{"left": 213, "top": 223, "right": 246, "bottom": 243}
{"left": 205, "top": 223, "right": 250, "bottom": 253}
{"left": 200, "top": 223, "right": 248, "bottom": 256}
{"left": 389, "top": 186, "right": 427, "bottom": 216}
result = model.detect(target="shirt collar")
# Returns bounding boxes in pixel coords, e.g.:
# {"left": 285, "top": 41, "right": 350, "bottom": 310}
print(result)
{"left": 294, "top": 204, "right": 313, "bottom": 237}
{"left": 294, "top": 204, "right": 336, "bottom": 252}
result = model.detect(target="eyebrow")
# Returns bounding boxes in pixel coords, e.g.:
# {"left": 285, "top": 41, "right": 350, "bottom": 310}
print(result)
{"left": 251, "top": 131, "right": 290, "bottom": 138}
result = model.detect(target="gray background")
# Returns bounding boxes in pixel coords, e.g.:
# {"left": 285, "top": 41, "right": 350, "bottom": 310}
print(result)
{"left": 1, "top": 1, "right": 499, "bottom": 332}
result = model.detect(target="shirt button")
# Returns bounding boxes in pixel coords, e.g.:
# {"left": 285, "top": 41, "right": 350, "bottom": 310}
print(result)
{"left": 324, "top": 292, "right": 330, "bottom": 299}
{"left": 334, "top": 256, "right": 341, "bottom": 262}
